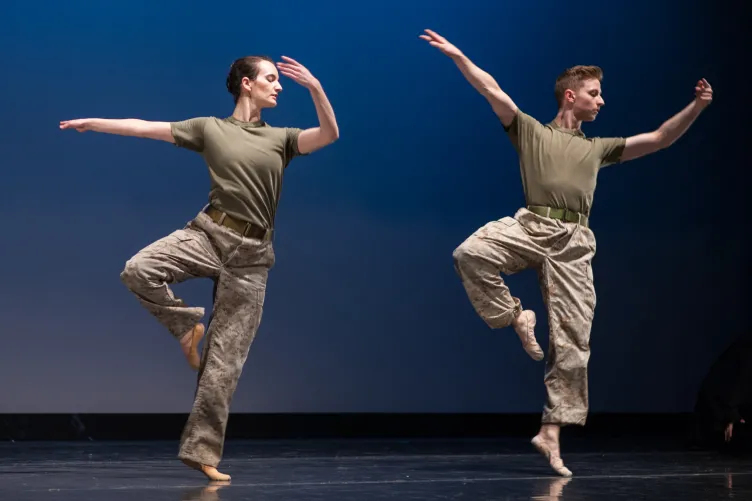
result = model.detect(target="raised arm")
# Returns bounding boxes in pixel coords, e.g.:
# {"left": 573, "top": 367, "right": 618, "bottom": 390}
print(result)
{"left": 59, "top": 118, "right": 175, "bottom": 142}
{"left": 276, "top": 56, "right": 339, "bottom": 155}
{"left": 621, "top": 79, "right": 713, "bottom": 162}
{"left": 420, "top": 29, "right": 518, "bottom": 127}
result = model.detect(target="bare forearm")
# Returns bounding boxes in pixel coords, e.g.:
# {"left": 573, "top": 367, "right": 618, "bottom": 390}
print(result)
{"left": 656, "top": 100, "right": 704, "bottom": 147}
{"left": 451, "top": 53, "right": 501, "bottom": 96}
{"left": 450, "top": 53, "right": 517, "bottom": 124}
{"left": 70, "top": 118, "right": 174, "bottom": 142}
{"left": 309, "top": 83, "right": 339, "bottom": 141}
{"left": 86, "top": 119, "right": 153, "bottom": 137}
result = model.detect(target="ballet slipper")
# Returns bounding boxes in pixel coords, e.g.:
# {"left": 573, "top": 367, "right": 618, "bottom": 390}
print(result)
{"left": 512, "top": 310, "right": 544, "bottom": 361}
{"left": 531, "top": 435, "right": 572, "bottom": 477}
{"left": 179, "top": 324, "right": 205, "bottom": 370}
{"left": 181, "top": 458, "right": 231, "bottom": 481}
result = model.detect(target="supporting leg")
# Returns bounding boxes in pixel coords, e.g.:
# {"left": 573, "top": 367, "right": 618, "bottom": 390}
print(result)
{"left": 532, "top": 226, "right": 597, "bottom": 476}
{"left": 178, "top": 263, "right": 269, "bottom": 477}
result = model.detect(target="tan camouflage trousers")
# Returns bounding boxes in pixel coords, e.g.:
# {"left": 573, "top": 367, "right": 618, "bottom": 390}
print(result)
{"left": 120, "top": 210, "right": 274, "bottom": 467}
{"left": 453, "top": 207, "right": 596, "bottom": 426}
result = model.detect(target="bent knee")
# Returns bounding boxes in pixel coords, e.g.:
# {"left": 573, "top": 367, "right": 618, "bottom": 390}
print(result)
{"left": 452, "top": 241, "right": 477, "bottom": 267}
{"left": 120, "top": 256, "right": 152, "bottom": 290}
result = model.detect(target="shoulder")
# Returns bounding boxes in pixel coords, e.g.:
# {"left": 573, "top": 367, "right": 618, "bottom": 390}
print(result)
{"left": 260, "top": 123, "right": 304, "bottom": 142}
{"left": 503, "top": 109, "right": 546, "bottom": 133}
{"left": 590, "top": 135, "right": 626, "bottom": 147}
{"left": 172, "top": 116, "right": 218, "bottom": 124}
{"left": 170, "top": 116, "right": 218, "bottom": 131}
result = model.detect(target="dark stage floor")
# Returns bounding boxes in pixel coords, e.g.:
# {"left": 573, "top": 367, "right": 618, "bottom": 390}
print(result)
{"left": 1, "top": 438, "right": 750, "bottom": 500}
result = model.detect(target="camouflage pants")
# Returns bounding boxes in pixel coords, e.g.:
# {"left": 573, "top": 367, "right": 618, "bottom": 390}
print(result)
{"left": 120, "top": 210, "right": 274, "bottom": 467}
{"left": 453, "top": 207, "right": 596, "bottom": 426}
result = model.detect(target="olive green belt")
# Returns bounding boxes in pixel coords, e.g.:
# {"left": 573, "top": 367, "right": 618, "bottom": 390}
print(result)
{"left": 205, "top": 206, "right": 273, "bottom": 241}
{"left": 527, "top": 205, "right": 589, "bottom": 228}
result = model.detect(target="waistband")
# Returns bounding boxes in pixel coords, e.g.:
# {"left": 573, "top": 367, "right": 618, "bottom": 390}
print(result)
{"left": 527, "top": 205, "right": 589, "bottom": 228}
{"left": 204, "top": 205, "right": 273, "bottom": 241}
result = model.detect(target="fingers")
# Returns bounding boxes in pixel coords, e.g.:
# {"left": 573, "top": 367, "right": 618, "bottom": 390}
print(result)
{"left": 696, "top": 78, "right": 711, "bottom": 90}
{"left": 280, "top": 71, "right": 302, "bottom": 82}
{"left": 279, "top": 55, "right": 302, "bottom": 66}
{"left": 419, "top": 33, "right": 444, "bottom": 50}
{"left": 279, "top": 67, "right": 303, "bottom": 78}
{"left": 276, "top": 63, "right": 302, "bottom": 72}
{"left": 277, "top": 61, "right": 310, "bottom": 77}
{"left": 423, "top": 29, "right": 445, "bottom": 42}
{"left": 279, "top": 68, "right": 305, "bottom": 84}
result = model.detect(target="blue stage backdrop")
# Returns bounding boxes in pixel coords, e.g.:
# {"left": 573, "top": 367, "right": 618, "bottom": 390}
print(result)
{"left": 0, "top": 0, "right": 746, "bottom": 413}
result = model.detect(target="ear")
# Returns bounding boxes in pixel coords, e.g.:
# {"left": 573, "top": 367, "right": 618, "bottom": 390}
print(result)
{"left": 241, "top": 76, "right": 254, "bottom": 93}
{"left": 564, "top": 89, "right": 576, "bottom": 103}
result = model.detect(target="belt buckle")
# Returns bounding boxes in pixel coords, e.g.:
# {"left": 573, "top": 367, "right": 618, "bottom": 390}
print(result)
{"left": 242, "top": 222, "right": 252, "bottom": 237}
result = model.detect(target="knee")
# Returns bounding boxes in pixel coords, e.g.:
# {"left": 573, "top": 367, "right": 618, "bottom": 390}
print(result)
{"left": 452, "top": 241, "right": 475, "bottom": 269}
{"left": 554, "top": 345, "right": 590, "bottom": 373}
{"left": 120, "top": 256, "right": 149, "bottom": 290}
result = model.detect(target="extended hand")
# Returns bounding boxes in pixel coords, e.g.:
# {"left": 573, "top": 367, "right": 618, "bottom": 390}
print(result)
{"left": 695, "top": 78, "right": 713, "bottom": 109}
{"left": 59, "top": 119, "right": 91, "bottom": 132}
{"left": 277, "top": 56, "right": 320, "bottom": 90}
{"left": 419, "top": 29, "right": 462, "bottom": 58}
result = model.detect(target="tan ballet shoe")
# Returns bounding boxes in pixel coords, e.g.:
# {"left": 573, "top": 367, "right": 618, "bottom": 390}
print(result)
{"left": 181, "top": 458, "right": 231, "bottom": 481}
{"left": 512, "top": 310, "right": 544, "bottom": 361}
{"left": 531, "top": 435, "right": 572, "bottom": 477}
{"left": 180, "top": 324, "right": 205, "bottom": 371}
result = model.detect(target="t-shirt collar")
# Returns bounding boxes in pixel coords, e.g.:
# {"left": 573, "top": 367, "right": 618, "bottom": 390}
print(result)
{"left": 226, "top": 116, "right": 267, "bottom": 128}
{"left": 549, "top": 119, "right": 586, "bottom": 138}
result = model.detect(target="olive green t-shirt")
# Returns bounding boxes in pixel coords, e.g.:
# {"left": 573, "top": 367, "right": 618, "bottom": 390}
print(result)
{"left": 504, "top": 110, "right": 626, "bottom": 216}
{"left": 170, "top": 116, "right": 305, "bottom": 229}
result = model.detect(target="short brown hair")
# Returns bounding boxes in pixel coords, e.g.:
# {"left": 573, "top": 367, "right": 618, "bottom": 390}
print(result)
{"left": 554, "top": 65, "right": 603, "bottom": 105}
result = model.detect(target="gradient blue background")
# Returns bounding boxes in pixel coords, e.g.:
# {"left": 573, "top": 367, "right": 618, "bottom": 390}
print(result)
{"left": 0, "top": 1, "right": 746, "bottom": 413}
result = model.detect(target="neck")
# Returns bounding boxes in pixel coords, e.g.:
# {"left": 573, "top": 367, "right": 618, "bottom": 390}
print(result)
{"left": 232, "top": 97, "right": 262, "bottom": 123}
{"left": 554, "top": 108, "right": 581, "bottom": 130}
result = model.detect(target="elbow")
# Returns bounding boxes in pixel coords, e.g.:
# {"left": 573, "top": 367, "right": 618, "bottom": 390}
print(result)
{"left": 653, "top": 129, "right": 671, "bottom": 150}
{"left": 480, "top": 84, "right": 501, "bottom": 99}
{"left": 325, "top": 127, "right": 340, "bottom": 144}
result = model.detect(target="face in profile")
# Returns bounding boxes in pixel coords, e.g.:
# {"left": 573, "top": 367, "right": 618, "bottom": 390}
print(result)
{"left": 568, "top": 78, "right": 605, "bottom": 122}
{"left": 242, "top": 60, "right": 283, "bottom": 109}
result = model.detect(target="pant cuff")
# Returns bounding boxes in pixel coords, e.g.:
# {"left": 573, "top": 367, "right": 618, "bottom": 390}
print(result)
{"left": 483, "top": 302, "right": 522, "bottom": 329}
{"left": 542, "top": 407, "right": 588, "bottom": 427}
{"left": 178, "top": 448, "right": 220, "bottom": 468}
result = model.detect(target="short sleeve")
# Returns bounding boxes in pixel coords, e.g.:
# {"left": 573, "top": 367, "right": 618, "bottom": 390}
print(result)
{"left": 170, "top": 117, "right": 209, "bottom": 152}
{"left": 595, "top": 137, "right": 626, "bottom": 168}
{"left": 503, "top": 109, "right": 544, "bottom": 152}
{"left": 283, "top": 127, "right": 307, "bottom": 166}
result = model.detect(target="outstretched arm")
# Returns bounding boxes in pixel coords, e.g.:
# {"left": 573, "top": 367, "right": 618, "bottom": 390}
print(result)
{"left": 621, "top": 79, "right": 713, "bottom": 162}
{"left": 59, "top": 118, "right": 174, "bottom": 142}
{"left": 277, "top": 56, "right": 339, "bottom": 155}
{"left": 420, "top": 29, "right": 518, "bottom": 127}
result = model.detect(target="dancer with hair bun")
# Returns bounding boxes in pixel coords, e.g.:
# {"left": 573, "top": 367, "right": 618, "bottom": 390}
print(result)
{"left": 60, "top": 54, "right": 339, "bottom": 480}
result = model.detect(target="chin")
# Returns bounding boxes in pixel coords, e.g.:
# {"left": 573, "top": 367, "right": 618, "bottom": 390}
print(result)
{"left": 575, "top": 109, "right": 598, "bottom": 122}
{"left": 580, "top": 113, "right": 598, "bottom": 122}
